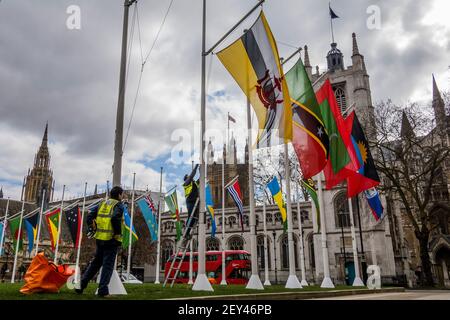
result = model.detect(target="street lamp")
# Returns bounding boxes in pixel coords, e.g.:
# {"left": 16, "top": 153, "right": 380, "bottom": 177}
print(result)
{"left": 272, "top": 230, "right": 277, "bottom": 285}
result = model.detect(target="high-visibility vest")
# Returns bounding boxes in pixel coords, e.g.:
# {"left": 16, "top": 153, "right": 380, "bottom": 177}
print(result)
{"left": 94, "top": 199, "right": 120, "bottom": 241}
{"left": 183, "top": 180, "right": 199, "bottom": 199}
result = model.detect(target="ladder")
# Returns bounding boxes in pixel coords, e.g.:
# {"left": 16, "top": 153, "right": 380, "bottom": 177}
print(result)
{"left": 163, "top": 197, "right": 199, "bottom": 288}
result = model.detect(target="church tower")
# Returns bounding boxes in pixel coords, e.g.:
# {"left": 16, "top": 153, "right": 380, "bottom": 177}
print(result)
{"left": 24, "top": 123, "right": 53, "bottom": 206}
{"left": 432, "top": 74, "right": 447, "bottom": 132}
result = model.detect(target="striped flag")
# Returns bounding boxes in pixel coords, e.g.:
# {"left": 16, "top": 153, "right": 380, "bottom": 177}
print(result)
{"left": 364, "top": 188, "right": 384, "bottom": 221}
{"left": 122, "top": 204, "right": 138, "bottom": 249}
{"left": 217, "top": 11, "right": 293, "bottom": 148}
{"left": 225, "top": 176, "right": 244, "bottom": 231}
{"left": 0, "top": 221, "right": 5, "bottom": 256}
{"left": 137, "top": 195, "right": 158, "bottom": 242}
{"left": 301, "top": 178, "right": 320, "bottom": 232}
{"left": 45, "top": 208, "right": 61, "bottom": 252}
{"left": 205, "top": 184, "right": 216, "bottom": 237}
{"left": 165, "top": 190, "right": 182, "bottom": 241}
{"left": 267, "top": 177, "right": 287, "bottom": 231}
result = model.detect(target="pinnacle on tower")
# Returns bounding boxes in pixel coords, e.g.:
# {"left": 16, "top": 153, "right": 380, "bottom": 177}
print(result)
{"left": 400, "top": 111, "right": 414, "bottom": 139}
{"left": 304, "top": 45, "right": 311, "bottom": 67}
{"left": 42, "top": 122, "right": 48, "bottom": 147}
{"left": 432, "top": 74, "right": 447, "bottom": 129}
{"left": 352, "top": 32, "right": 360, "bottom": 56}
{"left": 0, "top": 187, "right": 3, "bottom": 199}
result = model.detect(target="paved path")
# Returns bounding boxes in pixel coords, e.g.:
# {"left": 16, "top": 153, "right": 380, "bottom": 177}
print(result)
{"left": 311, "top": 290, "right": 450, "bottom": 300}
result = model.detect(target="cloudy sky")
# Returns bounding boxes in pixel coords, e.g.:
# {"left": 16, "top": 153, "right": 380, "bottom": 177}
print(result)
{"left": 0, "top": 0, "right": 449, "bottom": 205}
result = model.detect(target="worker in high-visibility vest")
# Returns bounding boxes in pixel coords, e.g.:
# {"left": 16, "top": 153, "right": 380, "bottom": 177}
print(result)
{"left": 183, "top": 164, "right": 199, "bottom": 238}
{"left": 76, "top": 186, "right": 124, "bottom": 297}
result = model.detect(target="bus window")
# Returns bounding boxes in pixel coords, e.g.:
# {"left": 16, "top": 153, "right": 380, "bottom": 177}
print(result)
{"left": 229, "top": 268, "right": 250, "bottom": 279}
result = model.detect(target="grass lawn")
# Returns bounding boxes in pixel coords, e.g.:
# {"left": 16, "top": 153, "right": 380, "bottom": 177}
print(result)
{"left": 0, "top": 282, "right": 361, "bottom": 300}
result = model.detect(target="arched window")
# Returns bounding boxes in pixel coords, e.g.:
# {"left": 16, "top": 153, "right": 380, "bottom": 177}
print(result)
{"left": 274, "top": 212, "right": 282, "bottom": 223}
{"left": 266, "top": 213, "right": 273, "bottom": 223}
{"left": 161, "top": 240, "right": 174, "bottom": 270}
{"left": 257, "top": 235, "right": 271, "bottom": 269}
{"left": 280, "top": 234, "right": 298, "bottom": 269}
{"left": 228, "top": 216, "right": 236, "bottom": 228}
{"left": 300, "top": 210, "right": 309, "bottom": 222}
{"left": 206, "top": 237, "right": 220, "bottom": 251}
{"left": 243, "top": 215, "right": 249, "bottom": 227}
{"left": 334, "top": 192, "right": 357, "bottom": 228}
{"left": 256, "top": 215, "right": 260, "bottom": 226}
{"left": 334, "top": 87, "right": 347, "bottom": 116}
{"left": 228, "top": 236, "right": 244, "bottom": 250}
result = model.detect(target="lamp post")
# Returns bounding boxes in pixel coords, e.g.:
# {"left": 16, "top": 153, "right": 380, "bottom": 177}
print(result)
{"left": 272, "top": 230, "right": 277, "bottom": 285}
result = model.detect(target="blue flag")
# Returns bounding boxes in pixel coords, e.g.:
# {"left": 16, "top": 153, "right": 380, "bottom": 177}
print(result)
{"left": 0, "top": 222, "right": 4, "bottom": 256}
{"left": 205, "top": 184, "right": 216, "bottom": 238}
{"left": 137, "top": 196, "right": 158, "bottom": 241}
{"left": 25, "top": 213, "right": 39, "bottom": 253}
{"left": 364, "top": 188, "right": 383, "bottom": 221}
{"left": 122, "top": 204, "right": 138, "bottom": 249}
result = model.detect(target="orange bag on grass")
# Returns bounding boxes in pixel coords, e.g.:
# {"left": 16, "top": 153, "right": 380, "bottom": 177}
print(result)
{"left": 20, "top": 252, "right": 74, "bottom": 295}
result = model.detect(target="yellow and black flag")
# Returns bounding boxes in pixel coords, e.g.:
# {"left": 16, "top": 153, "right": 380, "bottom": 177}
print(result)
{"left": 217, "top": 12, "right": 292, "bottom": 148}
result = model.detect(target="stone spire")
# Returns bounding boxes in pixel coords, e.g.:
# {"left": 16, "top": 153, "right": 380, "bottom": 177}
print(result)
{"left": 352, "top": 32, "right": 360, "bottom": 56}
{"left": 400, "top": 111, "right": 414, "bottom": 139}
{"left": 244, "top": 138, "right": 249, "bottom": 164}
{"left": 41, "top": 122, "right": 48, "bottom": 148}
{"left": 304, "top": 45, "right": 312, "bottom": 79}
{"left": 432, "top": 74, "right": 446, "bottom": 130}
{"left": 207, "top": 139, "right": 214, "bottom": 164}
{"left": 351, "top": 33, "right": 366, "bottom": 72}
{"left": 94, "top": 184, "right": 98, "bottom": 195}
{"left": 0, "top": 187, "right": 3, "bottom": 199}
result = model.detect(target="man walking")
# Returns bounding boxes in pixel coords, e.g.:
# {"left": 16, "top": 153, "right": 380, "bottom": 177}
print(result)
{"left": 76, "top": 186, "right": 124, "bottom": 297}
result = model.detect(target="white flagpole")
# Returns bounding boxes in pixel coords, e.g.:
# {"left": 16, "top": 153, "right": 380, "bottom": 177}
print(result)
{"left": 220, "top": 145, "right": 227, "bottom": 285}
{"left": 188, "top": 237, "right": 194, "bottom": 285}
{"left": 317, "top": 172, "right": 334, "bottom": 288}
{"left": 348, "top": 197, "right": 364, "bottom": 286}
{"left": 54, "top": 185, "right": 66, "bottom": 264}
{"left": 284, "top": 143, "right": 302, "bottom": 288}
{"left": 74, "top": 182, "right": 88, "bottom": 285}
{"left": 11, "top": 197, "right": 26, "bottom": 283}
{"left": 0, "top": 198, "right": 9, "bottom": 257}
{"left": 127, "top": 173, "right": 136, "bottom": 281}
{"left": 296, "top": 197, "right": 308, "bottom": 286}
{"left": 263, "top": 202, "right": 271, "bottom": 286}
{"left": 155, "top": 167, "right": 163, "bottom": 284}
{"left": 35, "top": 189, "right": 46, "bottom": 256}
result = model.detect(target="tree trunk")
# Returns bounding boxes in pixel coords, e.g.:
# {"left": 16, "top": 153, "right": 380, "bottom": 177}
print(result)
{"left": 418, "top": 234, "right": 434, "bottom": 287}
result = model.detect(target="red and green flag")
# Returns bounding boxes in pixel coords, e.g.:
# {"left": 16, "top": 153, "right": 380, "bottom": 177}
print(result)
{"left": 45, "top": 208, "right": 61, "bottom": 251}
{"left": 9, "top": 216, "right": 23, "bottom": 253}
{"left": 316, "top": 79, "right": 358, "bottom": 189}
{"left": 285, "top": 58, "right": 329, "bottom": 179}
{"left": 164, "top": 190, "right": 182, "bottom": 241}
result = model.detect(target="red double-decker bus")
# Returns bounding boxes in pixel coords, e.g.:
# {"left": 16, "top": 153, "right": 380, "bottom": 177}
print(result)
{"left": 164, "top": 250, "right": 251, "bottom": 285}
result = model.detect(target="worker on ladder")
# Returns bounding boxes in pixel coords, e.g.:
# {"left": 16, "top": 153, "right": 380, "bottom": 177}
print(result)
{"left": 183, "top": 164, "right": 199, "bottom": 239}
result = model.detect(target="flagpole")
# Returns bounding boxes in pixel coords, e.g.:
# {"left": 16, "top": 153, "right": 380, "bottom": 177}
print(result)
{"left": 127, "top": 173, "right": 136, "bottom": 281}
{"left": 34, "top": 189, "right": 46, "bottom": 256}
{"left": 329, "top": 2, "right": 335, "bottom": 43}
{"left": 75, "top": 182, "right": 88, "bottom": 285}
{"left": 54, "top": 185, "right": 66, "bottom": 264}
{"left": 155, "top": 167, "right": 163, "bottom": 284}
{"left": 296, "top": 186, "right": 308, "bottom": 286}
{"left": 193, "top": 0, "right": 213, "bottom": 292}
{"left": 188, "top": 161, "right": 194, "bottom": 285}
{"left": 317, "top": 172, "right": 334, "bottom": 288}
{"left": 0, "top": 198, "right": 9, "bottom": 258}
{"left": 283, "top": 143, "right": 302, "bottom": 288}
{"left": 263, "top": 202, "right": 271, "bottom": 286}
{"left": 220, "top": 142, "right": 227, "bottom": 285}
{"left": 348, "top": 197, "right": 364, "bottom": 286}
{"left": 11, "top": 189, "right": 26, "bottom": 283}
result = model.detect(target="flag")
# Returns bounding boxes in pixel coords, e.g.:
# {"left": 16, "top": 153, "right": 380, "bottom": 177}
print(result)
{"left": 64, "top": 205, "right": 82, "bottom": 248}
{"left": 329, "top": 5, "right": 339, "bottom": 19}
{"left": 122, "top": 204, "right": 138, "bottom": 249}
{"left": 225, "top": 176, "right": 245, "bottom": 231}
{"left": 316, "top": 79, "right": 358, "bottom": 189}
{"left": 0, "top": 221, "right": 5, "bottom": 256}
{"left": 25, "top": 213, "right": 39, "bottom": 253}
{"left": 164, "top": 190, "right": 182, "bottom": 241}
{"left": 301, "top": 178, "right": 320, "bottom": 232}
{"left": 267, "top": 177, "right": 287, "bottom": 231}
{"left": 285, "top": 58, "right": 329, "bottom": 179}
{"left": 137, "top": 196, "right": 158, "bottom": 242}
{"left": 364, "top": 188, "right": 383, "bottom": 221}
{"left": 345, "top": 111, "right": 381, "bottom": 197}
{"left": 205, "top": 184, "right": 216, "bottom": 238}
{"left": 45, "top": 208, "right": 61, "bottom": 251}
{"left": 228, "top": 114, "right": 236, "bottom": 123}
{"left": 9, "top": 216, "right": 23, "bottom": 253}
{"left": 217, "top": 11, "right": 292, "bottom": 148}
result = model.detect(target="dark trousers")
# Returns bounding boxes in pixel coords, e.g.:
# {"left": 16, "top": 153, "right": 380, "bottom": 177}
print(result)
{"left": 185, "top": 198, "right": 199, "bottom": 237}
{"left": 81, "top": 239, "right": 119, "bottom": 296}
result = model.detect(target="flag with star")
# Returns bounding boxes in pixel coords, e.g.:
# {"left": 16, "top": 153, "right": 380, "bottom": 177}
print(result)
{"left": 122, "top": 203, "right": 138, "bottom": 249}
{"left": 64, "top": 205, "right": 82, "bottom": 248}
{"left": 345, "top": 111, "right": 380, "bottom": 197}
{"left": 137, "top": 195, "right": 158, "bottom": 242}
{"left": 285, "top": 57, "right": 329, "bottom": 179}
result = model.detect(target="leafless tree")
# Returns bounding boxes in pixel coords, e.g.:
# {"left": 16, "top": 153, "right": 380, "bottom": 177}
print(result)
{"left": 371, "top": 100, "right": 450, "bottom": 286}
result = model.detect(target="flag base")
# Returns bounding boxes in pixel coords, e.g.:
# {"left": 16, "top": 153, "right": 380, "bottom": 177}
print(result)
{"left": 188, "top": 279, "right": 194, "bottom": 285}
{"left": 320, "top": 277, "right": 335, "bottom": 288}
{"left": 300, "top": 279, "right": 309, "bottom": 286}
{"left": 352, "top": 277, "right": 365, "bottom": 287}
{"left": 264, "top": 279, "right": 271, "bottom": 286}
{"left": 192, "top": 273, "right": 214, "bottom": 291}
{"left": 285, "top": 274, "right": 302, "bottom": 289}
{"left": 246, "top": 274, "right": 264, "bottom": 290}
{"left": 220, "top": 279, "right": 227, "bottom": 285}
{"left": 96, "top": 270, "right": 127, "bottom": 295}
